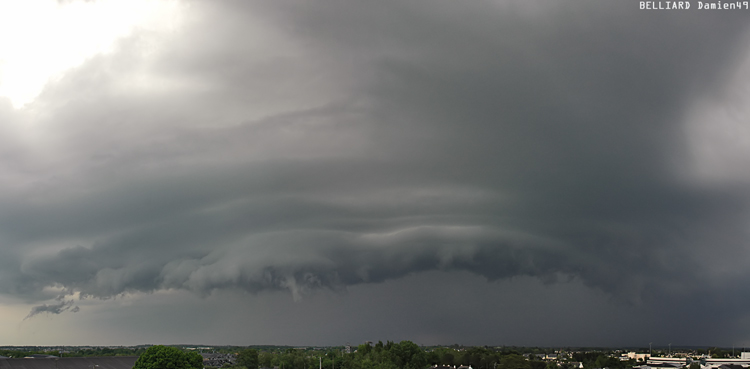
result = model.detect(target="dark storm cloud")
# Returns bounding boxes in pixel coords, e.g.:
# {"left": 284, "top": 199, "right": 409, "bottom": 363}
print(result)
{"left": 3, "top": 0, "right": 750, "bottom": 344}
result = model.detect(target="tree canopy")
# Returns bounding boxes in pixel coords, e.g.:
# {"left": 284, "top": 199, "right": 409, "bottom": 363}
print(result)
{"left": 132, "top": 345, "right": 203, "bottom": 369}
{"left": 237, "top": 348, "right": 259, "bottom": 369}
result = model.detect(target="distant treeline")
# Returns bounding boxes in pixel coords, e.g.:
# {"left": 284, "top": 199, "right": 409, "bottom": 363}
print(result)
{"left": 0, "top": 343, "right": 741, "bottom": 369}
{"left": 229, "top": 342, "right": 635, "bottom": 369}
{"left": 227, "top": 343, "right": 743, "bottom": 369}
{"left": 0, "top": 347, "right": 147, "bottom": 358}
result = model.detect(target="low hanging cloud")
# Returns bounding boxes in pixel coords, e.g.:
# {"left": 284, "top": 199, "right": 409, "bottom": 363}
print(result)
{"left": 2, "top": 0, "right": 750, "bottom": 343}
{"left": 25, "top": 299, "right": 80, "bottom": 320}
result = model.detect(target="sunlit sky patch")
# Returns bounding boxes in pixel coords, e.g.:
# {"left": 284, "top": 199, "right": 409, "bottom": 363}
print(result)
{"left": 0, "top": 0, "right": 183, "bottom": 108}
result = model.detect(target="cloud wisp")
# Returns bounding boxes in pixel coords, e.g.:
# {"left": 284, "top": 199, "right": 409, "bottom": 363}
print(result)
{"left": 25, "top": 298, "right": 80, "bottom": 320}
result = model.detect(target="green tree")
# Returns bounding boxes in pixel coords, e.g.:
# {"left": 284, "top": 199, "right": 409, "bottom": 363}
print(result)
{"left": 375, "top": 342, "right": 384, "bottom": 353}
{"left": 237, "top": 349, "right": 259, "bottom": 369}
{"left": 259, "top": 352, "right": 273, "bottom": 368}
{"left": 133, "top": 346, "right": 202, "bottom": 369}
{"left": 529, "top": 359, "right": 546, "bottom": 369}
{"left": 359, "top": 344, "right": 373, "bottom": 356}
{"left": 441, "top": 353, "right": 455, "bottom": 367}
{"left": 390, "top": 341, "right": 427, "bottom": 369}
{"left": 186, "top": 352, "right": 204, "bottom": 369}
{"left": 498, "top": 354, "right": 530, "bottom": 369}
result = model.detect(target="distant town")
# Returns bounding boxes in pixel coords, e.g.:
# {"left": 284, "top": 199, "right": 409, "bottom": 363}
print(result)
{"left": 0, "top": 343, "right": 748, "bottom": 369}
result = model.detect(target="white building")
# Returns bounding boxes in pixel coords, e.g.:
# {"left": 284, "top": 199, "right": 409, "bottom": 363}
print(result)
{"left": 624, "top": 352, "right": 652, "bottom": 361}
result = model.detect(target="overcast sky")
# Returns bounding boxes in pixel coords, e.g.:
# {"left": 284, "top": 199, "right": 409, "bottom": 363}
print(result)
{"left": 1, "top": 0, "right": 750, "bottom": 347}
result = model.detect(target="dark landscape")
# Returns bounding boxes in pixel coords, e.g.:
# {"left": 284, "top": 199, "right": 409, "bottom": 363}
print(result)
{"left": 2, "top": 344, "right": 749, "bottom": 369}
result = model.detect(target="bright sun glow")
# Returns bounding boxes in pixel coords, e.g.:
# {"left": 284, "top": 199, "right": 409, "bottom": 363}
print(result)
{"left": 0, "top": 0, "right": 183, "bottom": 109}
